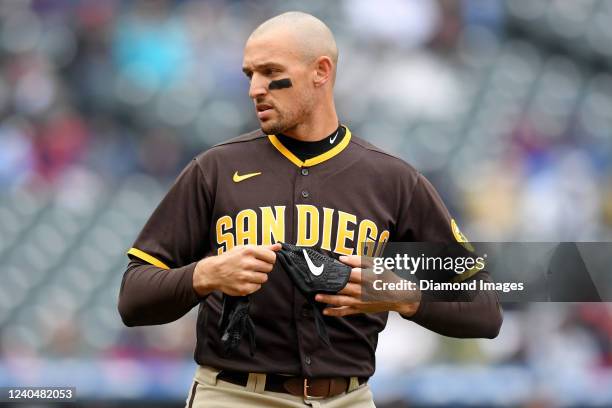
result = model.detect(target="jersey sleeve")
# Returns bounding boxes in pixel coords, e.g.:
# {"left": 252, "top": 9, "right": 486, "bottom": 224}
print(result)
{"left": 397, "top": 173, "right": 455, "bottom": 242}
{"left": 396, "top": 172, "right": 480, "bottom": 282}
{"left": 394, "top": 173, "right": 502, "bottom": 334}
{"left": 127, "top": 159, "right": 212, "bottom": 268}
{"left": 405, "top": 270, "right": 503, "bottom": 338}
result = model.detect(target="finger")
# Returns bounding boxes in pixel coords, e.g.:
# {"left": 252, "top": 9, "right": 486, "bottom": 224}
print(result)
{"left": 359, "top": 256, "right": 374, "bottom": 269}
{"left": 323, "top": 306, "right": 360, "bottom": 317}
{"left": 244, "top": 283, "right": 262, "bottom": 295}
{"left": 338, "top": 282, "right": 361, "bottom": 297}
{"left": 252, "top": 246, "right": 278, "bottom": 263}
{"left": 339, "top": 255, "right": 362, "bottom": 268}
{"left": 315, "top": 294, "right": 358, "bottom": 307}
{"left": 349, "top": 269, "right": 362, "bottom": 284}
{"left": 266, "top": 243, "right": 282, "bottom": 252}
{"left": 249, "top": 258, "right": 275, "bottom": 273}
{"left": 243, "top": 271, "right": 269, "bottom": 284}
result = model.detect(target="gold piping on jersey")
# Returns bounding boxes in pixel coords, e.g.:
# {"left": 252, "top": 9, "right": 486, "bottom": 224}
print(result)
{"left": 127, "top": 247, "right": 170, "bottom": 269}
{"left": 268, "top": 126, "right": 352, "bottom": 168}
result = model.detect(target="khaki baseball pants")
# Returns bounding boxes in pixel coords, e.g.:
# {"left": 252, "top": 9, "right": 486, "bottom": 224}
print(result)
{"left": 185, "top": 365, "right": 376, "bottom": 407}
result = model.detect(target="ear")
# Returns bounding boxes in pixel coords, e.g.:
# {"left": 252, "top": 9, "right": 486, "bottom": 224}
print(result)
{"left": 313, "top": 56, "right": 334, "bottom": 87}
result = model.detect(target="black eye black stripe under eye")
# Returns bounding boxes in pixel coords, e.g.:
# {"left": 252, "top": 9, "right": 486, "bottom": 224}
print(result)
{"left": 269, "top": 78, "right": 292, "bottom": 90}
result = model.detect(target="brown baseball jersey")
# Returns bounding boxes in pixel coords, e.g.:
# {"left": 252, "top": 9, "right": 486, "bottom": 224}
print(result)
{"left": 121, "top": 125, "right": 501, "bottom": 377}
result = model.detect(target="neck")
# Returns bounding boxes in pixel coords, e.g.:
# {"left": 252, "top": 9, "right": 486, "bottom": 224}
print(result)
{"left": 282, "top": 99, "right": 338, "bottom": 142}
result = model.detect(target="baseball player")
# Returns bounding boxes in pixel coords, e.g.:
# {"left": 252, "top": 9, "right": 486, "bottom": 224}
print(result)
{"left": 118, "top": 11, "right": 502, "bottom": 408}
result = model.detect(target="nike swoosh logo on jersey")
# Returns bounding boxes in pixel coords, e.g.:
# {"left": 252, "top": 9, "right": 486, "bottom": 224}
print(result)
{"left": 233, "top": 171, "right": 262, "bottom": 183}
{"left": 329, "top": 132, "right": 338, "bottom": 144}
{"left": 303, "top": 249, "right": 324, "bottom": 276}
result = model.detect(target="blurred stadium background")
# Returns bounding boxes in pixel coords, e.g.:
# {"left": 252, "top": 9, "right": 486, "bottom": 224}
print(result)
{"left": 0, "top": 0, "right": 611, "bottom": 407}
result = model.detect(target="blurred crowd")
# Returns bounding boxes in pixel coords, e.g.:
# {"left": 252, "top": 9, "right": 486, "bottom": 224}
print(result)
{"left": 0, "top": 0, "right": 611, "bottom": 405}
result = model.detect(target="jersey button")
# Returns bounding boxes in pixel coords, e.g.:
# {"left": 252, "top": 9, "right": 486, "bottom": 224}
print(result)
{"left": 305, "top": 356, "right": 311, "bottom": 365}
{"left": 301, "top": 168, "right": 309, "bottom": 176}
{"left": 301, "top": 190, "right": 309, "bottom": 198}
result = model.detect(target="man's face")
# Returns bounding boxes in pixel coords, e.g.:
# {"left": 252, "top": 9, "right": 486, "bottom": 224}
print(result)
{"left": 242, "top": 32, "right": 315, "bottom": 135}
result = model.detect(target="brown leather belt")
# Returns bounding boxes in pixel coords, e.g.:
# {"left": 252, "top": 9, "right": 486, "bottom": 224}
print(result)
{"left": 217, "top": 370, "right": 368, "bottom": 399}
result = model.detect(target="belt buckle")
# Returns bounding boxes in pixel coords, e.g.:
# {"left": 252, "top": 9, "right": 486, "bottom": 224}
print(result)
{"left": 303, "top": 378, "right": 325, "bottom": 400}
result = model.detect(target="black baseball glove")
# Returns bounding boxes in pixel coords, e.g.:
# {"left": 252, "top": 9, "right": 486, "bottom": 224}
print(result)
{"left": 276, "top": 243, "right": 351, "bottom": 346}
{"left": 218, "top": 243, "right": 351, "bottom": 356}
{"left": 218, "top": 295, "right": 255, "bottom": 357}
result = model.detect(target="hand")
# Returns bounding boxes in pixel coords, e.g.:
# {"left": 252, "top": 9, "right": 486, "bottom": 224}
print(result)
{"left": 315, "top": 254, "right": 421, "bottom": 317}
{"left": 193, "top": 243, "right": 281, "bottom": 297}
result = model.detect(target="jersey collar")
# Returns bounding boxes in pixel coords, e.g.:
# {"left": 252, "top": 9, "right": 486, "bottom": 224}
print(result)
{"left": 268, "top": 126, "right": 352, "bottom": 168}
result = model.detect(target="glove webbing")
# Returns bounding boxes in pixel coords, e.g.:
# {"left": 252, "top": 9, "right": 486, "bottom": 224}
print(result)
{"left": 218, "top": 295, "right": 256, "bottom": 357}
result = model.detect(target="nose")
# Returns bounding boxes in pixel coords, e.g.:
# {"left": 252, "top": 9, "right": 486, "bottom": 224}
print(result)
{"left": 248, "top": 73, "right": 268, "bottom": 99}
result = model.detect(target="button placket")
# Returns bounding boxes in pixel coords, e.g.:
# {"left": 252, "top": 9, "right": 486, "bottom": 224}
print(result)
{"left": 296, "top": 166, "right": 311, "bottom": 202}
{"left": 294, "top": 164, "right": 317, "bottom": 374}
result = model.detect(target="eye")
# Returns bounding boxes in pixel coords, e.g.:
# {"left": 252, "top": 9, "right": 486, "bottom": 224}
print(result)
{"left": 264, "top": 68, "right": 280, "bottom": 76}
